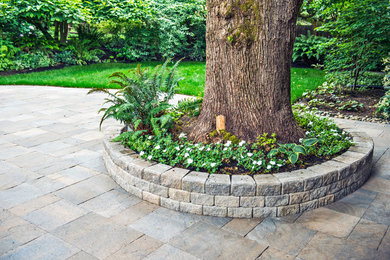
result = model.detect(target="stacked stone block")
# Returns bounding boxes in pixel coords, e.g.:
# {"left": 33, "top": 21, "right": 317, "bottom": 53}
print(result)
{"left": 103, "top": 128, "right": 374, "bottom": 218}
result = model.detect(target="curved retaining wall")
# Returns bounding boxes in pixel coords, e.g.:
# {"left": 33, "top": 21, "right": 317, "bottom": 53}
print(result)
{"left": 102, "top": 127, "right": 374, "bottom": 218}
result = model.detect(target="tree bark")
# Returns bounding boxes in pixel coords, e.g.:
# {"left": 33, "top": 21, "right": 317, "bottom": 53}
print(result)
{"left": 60, "top": 21, "right": 69, "bottom": 43}
{"left": 54, "top": 22, "right": 59, "bottom": 41}
{"left": 190, "top": 0, "right": 305, "bottom": 143}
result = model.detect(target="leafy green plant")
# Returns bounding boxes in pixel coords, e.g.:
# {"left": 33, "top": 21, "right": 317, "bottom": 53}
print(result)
{"left": 338, "top": 100, "right": 364, "bottom": 112}
{"left": 268, "top": 138, "right": 318, "bottom": 164}
{"left": 376, "top": 90, "right": 390, "bottom": 120}
{"left": 293, "top": 31, "right": 327, "bottom": 64}
{"left": 13, "top": 51, "right": 55, "bottom": 70}
{"left": 53, "top": 51, "right": 76, "bottom": 66}
{"left": 67, "top": 39, "right": 105, "bottom": 65}
{"left": 89, "top": 59, "right": 183, "bottom": 134}
{"left": 173, "top": 97, "right": 203, "bottom": 118}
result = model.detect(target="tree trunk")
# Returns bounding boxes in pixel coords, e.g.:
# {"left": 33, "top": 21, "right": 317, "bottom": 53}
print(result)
{"left": 60, "top": 21, "right": 69, "bottom": 43}
{"left": 54, "top": 22, "right": 59, "bottom": 41}
{"left": 190, "top": 0, "right": 304, "bottom": 143}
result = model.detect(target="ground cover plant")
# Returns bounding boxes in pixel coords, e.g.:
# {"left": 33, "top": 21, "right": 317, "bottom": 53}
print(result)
{"left": 94, "top": 61, "right": 352, "bottom": 175}
{"left": 0, "top": 62, "right": 325, "bottom": 101}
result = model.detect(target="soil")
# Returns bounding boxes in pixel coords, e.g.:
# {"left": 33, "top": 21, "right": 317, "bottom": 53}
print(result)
{"left": 299, "top": 88, "right": 386, "bottom": 119}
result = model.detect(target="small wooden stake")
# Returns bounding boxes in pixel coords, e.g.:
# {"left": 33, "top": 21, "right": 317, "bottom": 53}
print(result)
{"left": 216, "top": 115, "right": 226, "bottom": 132}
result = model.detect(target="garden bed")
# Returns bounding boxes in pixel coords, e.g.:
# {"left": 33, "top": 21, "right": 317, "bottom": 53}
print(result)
{"left": 298, "top": 83, "right": 388, "bottom": 123}
{"left": 102, "top": 125, "right": 373, "bottom": 218}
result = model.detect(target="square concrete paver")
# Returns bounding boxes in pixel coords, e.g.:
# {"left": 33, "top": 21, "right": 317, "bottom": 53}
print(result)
{"left": 362, "top": 193, "right": 390, "bottom": 225}
{"left": 66, "top": 251, "right": 98, "bottom": 260}
{"left": 53, "top": 213, "right": 143, "bottom": 259}
{"left": 23, "top": 200, "right": 88, "bottom": 231}
{"left": 110, "top": 201, "right": 159, "bottom": 226}
{"left": 80, "top": 189, "right": 141, "bottom": 218}
{"left": 298, "top": 232, "right": 380, "bottom": 259}
{"left": 347, "top": 218, "right": 388, "bottom": 249}
{"left": 222, "top": 218, "right": 263, "bottom": 236}
{"left": 378, "top": 227, "right": 390, "bottom": 256}
{"left": 0, "top": 233, "right": 79, "bottom": 260}
{"left": 296, "top": 207, "right": 360, "bottom": 238}
{"left": 326, "top": 188, "right": 377, "bottom": 218}
{"left": 0, "top": 221, "right": 46, "bottom": 255}
{"left": 363, "top": 177, "right": 390, "bottom": 195}
{"left": 106, "top": 235, "right": 163, "bottom": 260}
{"left": 0, "top": 169, "right": 41, "bottom": 191}
{"left": 258, "top": 247, "right": 297, "bottom": 260}
{"left": 50, "top": 166, "right": 97, "bottom": 186}
{"left": 145, "top": 244, "right": 199, "bottom": 260}
{"left": 246, "top": 217, "right": 316, "bottom": 256}
{"left": 0, "top": 183, "right": 43, "bottom": 209}
{"left": 129, "top": 208, "right": 200, "bottom": 243}
{"left": 169, "top": 222, "right": 268, "bottom": 259}
{"left": 55, "top": 174, "right": 116, "bottom": 205}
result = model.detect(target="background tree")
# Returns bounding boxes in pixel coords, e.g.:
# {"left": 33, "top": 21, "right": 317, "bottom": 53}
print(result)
{"left": 5, "top": 0, "right": 88, "bottom": 43}
{"left": 190, "top": 0, "right": 305, "bottom": 143}
{"left": 303, "top": 0, "right": 390, "bottom": 88}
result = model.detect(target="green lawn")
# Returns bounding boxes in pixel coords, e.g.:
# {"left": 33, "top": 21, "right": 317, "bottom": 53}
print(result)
{"left": 0, "top": 62, "right": 325, "bottom": 102}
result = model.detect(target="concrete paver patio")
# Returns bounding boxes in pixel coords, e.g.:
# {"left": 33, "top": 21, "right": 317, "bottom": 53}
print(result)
{"left": 0, "top": 85, "right": 389, "bottom": 259}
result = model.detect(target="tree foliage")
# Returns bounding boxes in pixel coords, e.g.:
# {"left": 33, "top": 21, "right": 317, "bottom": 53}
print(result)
{"left": 304, "top": 0, "right": 390, "bottom": 87}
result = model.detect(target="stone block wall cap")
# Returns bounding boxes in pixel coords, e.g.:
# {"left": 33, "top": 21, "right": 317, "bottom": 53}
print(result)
{"left": 205, "top": 174, "right": 231, "bottom": 195}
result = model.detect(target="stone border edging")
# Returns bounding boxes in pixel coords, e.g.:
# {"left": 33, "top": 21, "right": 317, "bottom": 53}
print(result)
{"left": 102, "top": 127, "right": 374, "bottom": 218}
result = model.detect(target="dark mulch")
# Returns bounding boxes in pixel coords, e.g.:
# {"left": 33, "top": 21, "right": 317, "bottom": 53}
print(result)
{"left": 300, "top": 88, "right": 386, "bottom": 118}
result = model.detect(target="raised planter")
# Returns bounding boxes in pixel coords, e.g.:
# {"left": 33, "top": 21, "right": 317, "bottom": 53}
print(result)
{"left": 102, "top": 126, "right": 374, "bottom": 218}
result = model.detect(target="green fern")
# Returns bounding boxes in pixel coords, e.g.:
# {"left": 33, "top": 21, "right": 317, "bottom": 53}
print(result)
{"left": 88, "top": 59, "right": 183, "bottom": 132}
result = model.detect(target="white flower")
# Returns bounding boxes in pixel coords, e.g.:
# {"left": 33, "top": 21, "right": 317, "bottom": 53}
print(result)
{"left": 155, "top": 145, "right": 161, "bottom": 150}
{"left": 207, "top": 147, "right": 211, "bottom": 151}
{"left": 19, "top": 34, "right": 23, "bottom": 37}
{"left": 257, "top": 161, "right": 262, "bottom": 165}
{"left": 333, "top": 133, "right": 338, "bottom": 136}
{"left": 140, "top": 151, "right": 145, "bottom": 156}
{"left": 233, "top": 156, "right": 236, "bottom": 160}
{"left": 305, "top": 131, "right": 310, "bottom": 135}
{"left": 186, "top": 147, "right": 191, "bottom": 151}
{"left": 179, "top": 132, "right": 187, "bottom": 139}
{"left": 223, "top": 147, "right": 227, "bottom": 151}
{"left": 247, "top": 152, "right": 253, "bottom": 157}
{"left": 267, "top": 165, "right": 272, "bottom": 170}
{"left": 28, "top": 25, "right": 34, "bottom": 30}
{"left": 184, "top": 153, "right": 190, "bottom": 158}
{"left": 148, "top": 136, "right": 153, "bottom": 140}
{"left": 210, "top": 162, "right": 216, "bottom": 167}
{"left": 239, "top": 140, "right": 246, "bottom": 146}
{"left": 252, "top": 161, "right": 257, "bottom": 165}
{"left": 163, "top": 149, "right": 167, "bottom": 153}
{"left": 270, "top": 161, "right": 276, "bottom": 165}
{"left": 187, "top": 158, "right": 193, "bottom": 164}
{"left": 224, "top": 141, "right": 232, "bottom": 147}
{"left": 147, "top": 155, "right": 152, "bottom": 160}
{"left": 277, "top": 164, "right": 282, "bottom": 167}
{"left": 299, "top": 138, "right": 303, "bottom": 143}
{"left": 175, "top": 146, "right": 180, "bottom": 151}
{"left": 199, "top": 146, "right": 205, "bottom": 151}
